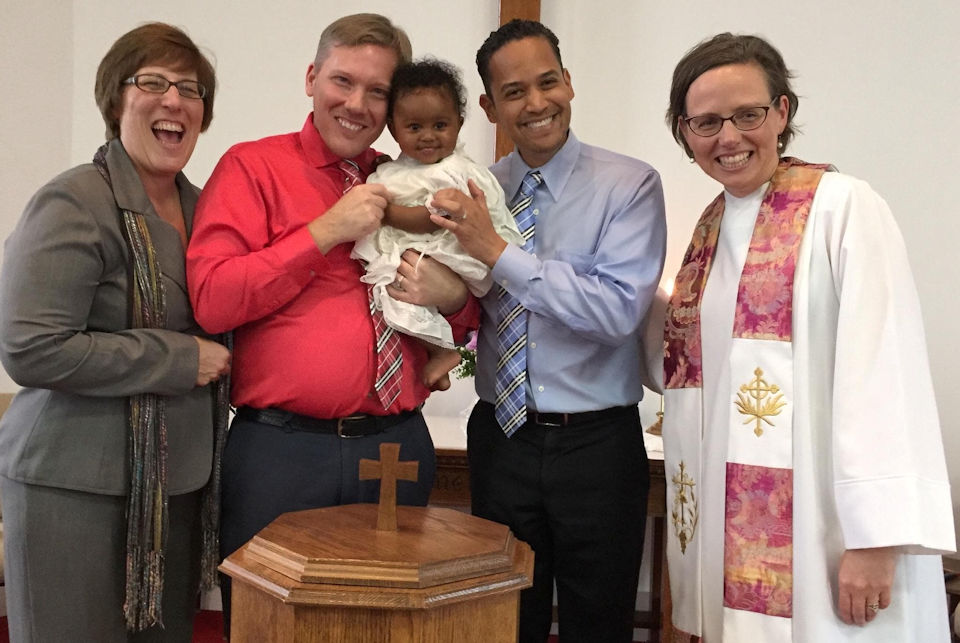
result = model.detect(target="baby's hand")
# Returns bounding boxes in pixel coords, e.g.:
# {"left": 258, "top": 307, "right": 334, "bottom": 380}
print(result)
{"left": 430, "top": 179, "right": 506, "bottom": 268}
{"left": 426, "top": 200, "right": 452, "bottom": 219}
{"left": 432, "top": 186, "right": 467, "bottom": 204}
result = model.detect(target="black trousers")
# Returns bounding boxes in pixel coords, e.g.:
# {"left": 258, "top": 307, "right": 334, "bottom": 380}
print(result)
{"left": 468, "top": 401, "right": 649, "bottom": 643}
{"left": 218, "top": 410, "right": 436, "bottom": 634}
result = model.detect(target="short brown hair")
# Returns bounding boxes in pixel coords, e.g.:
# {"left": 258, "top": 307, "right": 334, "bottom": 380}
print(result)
{"left": 667, "top": 33, "right": 799, "bottom": 158}
{"left": 314, "top": 13, "right": 411, "bottom": 69}
{"left": 95, "top": 22, "right": 216, "bottom": 140}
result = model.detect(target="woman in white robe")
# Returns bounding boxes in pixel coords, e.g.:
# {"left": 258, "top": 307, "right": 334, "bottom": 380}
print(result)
{"left": 658, "top": 33, "right": 954, "bottom": 642}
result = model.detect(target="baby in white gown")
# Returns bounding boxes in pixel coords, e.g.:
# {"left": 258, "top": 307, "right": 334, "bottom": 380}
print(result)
{"left": 352, "top": 58, "right": 521, "bottom": 390}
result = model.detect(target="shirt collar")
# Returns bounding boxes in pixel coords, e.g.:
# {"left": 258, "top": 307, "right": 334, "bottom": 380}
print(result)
{"left": 105, "top": 138, "right": 197, "bottom": 223}
{"left": 298, "top": 112, "right": 378, "bottom": 174}
{"left": 505, "top": 130, "right": 580, "bottom": 203}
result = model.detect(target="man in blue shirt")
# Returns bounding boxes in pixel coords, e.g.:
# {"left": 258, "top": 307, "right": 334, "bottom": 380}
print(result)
{"left": 431, "top": 19, "right": 666, "bottom": 643}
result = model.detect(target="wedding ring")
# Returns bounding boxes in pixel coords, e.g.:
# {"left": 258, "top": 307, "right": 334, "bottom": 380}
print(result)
{"left": 396, "top": 274, "right": 405, "bottom": 285}
{"left": 460, "top": 213, "right": 467, "bottom": 221}
{"left": 867, "top": 602, "right": 880, "bottom": 613}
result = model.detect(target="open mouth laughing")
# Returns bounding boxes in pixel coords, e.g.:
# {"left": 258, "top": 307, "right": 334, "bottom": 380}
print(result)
{"left": 153, "top": 120, "right": 185, "bottom": 145}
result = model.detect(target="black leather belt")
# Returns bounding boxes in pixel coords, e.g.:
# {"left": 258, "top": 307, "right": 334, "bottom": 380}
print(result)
{"left": 236, "top": 406, "right": 418, "bottom": 438}
{"left": 528, "top": 405, "right": 635, "bottom": 427}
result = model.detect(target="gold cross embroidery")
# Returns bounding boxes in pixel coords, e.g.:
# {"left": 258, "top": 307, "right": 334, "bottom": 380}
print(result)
{"left": 735, "top": 367, "right": 786, "bottom": 437}
{"left": 671, "top": 461, "right": 698, "bottom": 554}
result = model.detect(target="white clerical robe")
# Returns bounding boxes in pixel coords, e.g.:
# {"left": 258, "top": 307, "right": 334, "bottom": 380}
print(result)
{"left": 691, "top": 171, "right": 953, "bottom": 641}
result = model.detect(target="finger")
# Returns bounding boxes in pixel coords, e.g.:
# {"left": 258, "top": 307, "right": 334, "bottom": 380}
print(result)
{"left": 390, "top": 270, "right": 416, "bottom": 289}
{"left": 398, "top": 251, "right": 428, "bottom": 277}
{"left": 368, "top": 195, "right": 389, "bottom": 213}
{"left": 838, "top": 592, "right": 853, "bottom": 625}
{"left": 399, "top": 249, "right": 418, "bottom": 265}
{"left": 433, "top": 187, "right": 461, "bottom": 201}
{"left": 385, "top": 284, "right": 411, "bottom": 303}
{"left": 878, "top": 589, "right": 891, "bottom": 610}
{"left": 431, "top": 193, "right": 462, "bottom": 212}
{"left": 851, "top": 597, "right": 867, "bottom": 626}
{"left": 429, "top": 201, "right": 457, "bottom": 219}
{"left": 395, "top": 263, "right": 412, "bottom": 283}
{"left": 366, "top": 183, "right": 392, "bottom": 199}
{"left": 429, "top": 212, "right": 459, "bottom": 232}
{"left": 467, "top": 179, "right": 486, "bottom": 203}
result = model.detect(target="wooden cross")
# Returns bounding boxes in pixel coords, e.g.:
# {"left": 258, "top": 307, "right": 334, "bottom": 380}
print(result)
{"left": 358, "top": 443, "right": 419, "bottom": 531}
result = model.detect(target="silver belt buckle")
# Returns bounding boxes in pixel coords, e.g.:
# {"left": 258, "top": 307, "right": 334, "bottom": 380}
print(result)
{"left": 537, "top": 412, "right": 565, "bottom": 427}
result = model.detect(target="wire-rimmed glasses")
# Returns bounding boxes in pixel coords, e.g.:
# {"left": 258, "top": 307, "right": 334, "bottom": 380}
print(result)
{"left": 682, "top": 99, "right": 778, "bottom": 137}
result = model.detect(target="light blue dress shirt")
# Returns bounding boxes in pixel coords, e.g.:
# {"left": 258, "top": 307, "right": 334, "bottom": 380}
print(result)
{"left": 474, "top": 131, "right": 667, "bottom": 412}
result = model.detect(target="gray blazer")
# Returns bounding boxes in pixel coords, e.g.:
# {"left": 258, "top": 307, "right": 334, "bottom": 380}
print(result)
{"left": 0, "top": 139, "right": 214, "bottom": 495}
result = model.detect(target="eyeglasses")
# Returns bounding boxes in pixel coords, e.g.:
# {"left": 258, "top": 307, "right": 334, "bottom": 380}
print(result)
{"left": 123, "top": 74, "right": 206, "bottom": 100}
{"left": 682, "top": 99, "right": 778, "bottom": 137}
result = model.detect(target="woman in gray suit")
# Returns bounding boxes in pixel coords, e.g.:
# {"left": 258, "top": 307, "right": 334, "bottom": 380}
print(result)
{"left": 0, "top": 23, "right": 231, "bottom": 642}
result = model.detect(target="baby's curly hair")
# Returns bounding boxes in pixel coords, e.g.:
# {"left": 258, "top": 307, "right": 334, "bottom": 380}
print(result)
{"left": 388, "top": 58, "right": 467, "bottom": 121}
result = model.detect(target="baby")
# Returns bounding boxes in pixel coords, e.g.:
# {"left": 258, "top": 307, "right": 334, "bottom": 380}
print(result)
{"left": 352, "top": 58, "right": 521, "bottom": 391}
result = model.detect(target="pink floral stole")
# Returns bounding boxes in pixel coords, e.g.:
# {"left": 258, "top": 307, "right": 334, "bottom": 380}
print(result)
{"left": 662, "top": 158, "right": 831, "bottom": 638}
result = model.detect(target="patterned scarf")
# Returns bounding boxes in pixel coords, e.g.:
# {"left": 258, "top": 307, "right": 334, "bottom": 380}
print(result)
{"left": 662, "top": 157, "right": 832, "bottom": 640}
{"left": 93, "top": 143, "right": 230, "bottom": 631}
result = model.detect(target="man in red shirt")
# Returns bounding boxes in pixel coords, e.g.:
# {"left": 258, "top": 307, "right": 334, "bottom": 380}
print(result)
{"left": 186, "top": 13, "right": 475, "bottom": 625}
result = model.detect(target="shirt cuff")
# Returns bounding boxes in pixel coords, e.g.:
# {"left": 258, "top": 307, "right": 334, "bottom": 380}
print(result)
{"left": 445, "top": 294, "right": 481, "bottom": 344}
{"left": 275, "top": 226, "right": 330, "bottom": 284}
{"left": 491, "top": 243, "right": 540, "bottom": 301}
{"left": 835, "top": 475, "right": 956, "bottom": 554}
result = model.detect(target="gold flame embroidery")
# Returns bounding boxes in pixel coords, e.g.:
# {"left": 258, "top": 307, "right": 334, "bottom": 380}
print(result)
{"left": 735, "top": 367, "right": 786, "bottom": 437}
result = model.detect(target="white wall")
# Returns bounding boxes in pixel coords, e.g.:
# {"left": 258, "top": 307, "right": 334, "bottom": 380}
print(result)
{"left": 3, "top": 1, "right": 959, "bottom": 541}
{"left": 65, "top": 1, "right": 500, "bottom": 183}
{"left": 544, "top": 0, "right": 960, "bottom": 544}
{"left": 0, "top": 2, "right": 73, "bottom": 391}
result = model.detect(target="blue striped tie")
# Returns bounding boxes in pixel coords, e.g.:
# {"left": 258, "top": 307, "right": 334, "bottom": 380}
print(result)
{"left": 494, "top": 170, "right": 542, "bottom": 436}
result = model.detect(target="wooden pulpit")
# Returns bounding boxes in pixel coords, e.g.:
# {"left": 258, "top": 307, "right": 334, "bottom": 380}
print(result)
{"left": 220, "top": 444, "right": 534, "bottom": 642}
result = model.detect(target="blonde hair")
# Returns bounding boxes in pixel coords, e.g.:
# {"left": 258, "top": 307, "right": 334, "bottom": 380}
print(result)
{"left": 314, "top": 13, "right": 411, "bottom": 68}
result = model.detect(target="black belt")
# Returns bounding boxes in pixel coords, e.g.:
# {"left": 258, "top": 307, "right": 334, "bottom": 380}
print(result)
{"left": 236, "top": 406, "right": 419, "bottom": 438}
{"left": 528, "top": 405, "right": 635, "bottom": 427}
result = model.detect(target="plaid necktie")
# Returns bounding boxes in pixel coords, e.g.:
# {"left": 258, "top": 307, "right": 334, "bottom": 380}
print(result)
{"left": 494, "top": 170, "right": 542, "bottom": 436}
{"left": 340, "top": 160, "right": 403, "bottom": 409}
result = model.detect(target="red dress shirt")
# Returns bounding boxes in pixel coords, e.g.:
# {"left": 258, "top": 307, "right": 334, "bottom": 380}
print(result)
{"left": 187, "top": 115, "right": 475, "bottom": 418}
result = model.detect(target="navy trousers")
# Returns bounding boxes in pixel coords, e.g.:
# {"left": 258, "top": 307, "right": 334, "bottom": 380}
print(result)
{"left": 217, "top": 409, "right": 436, "bottom": 632}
